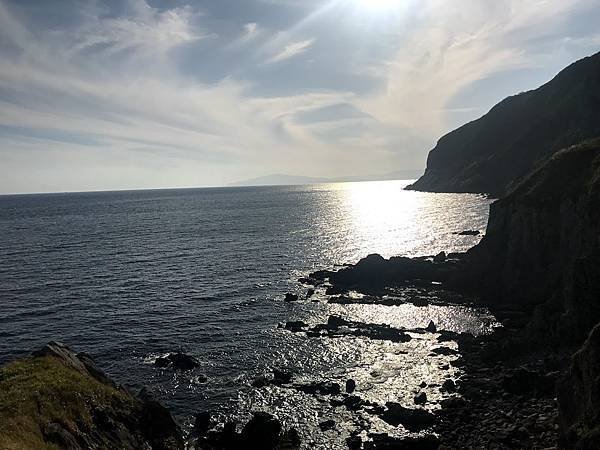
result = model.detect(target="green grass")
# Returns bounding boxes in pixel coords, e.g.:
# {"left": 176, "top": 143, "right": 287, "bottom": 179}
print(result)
{"left": 0, "top": 356, "right": 134, "bottom": 450}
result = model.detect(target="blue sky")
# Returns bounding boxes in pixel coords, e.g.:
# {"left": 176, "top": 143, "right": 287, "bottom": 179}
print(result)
{"left": 0, "top": 0, "right": 599, "bottom": 193}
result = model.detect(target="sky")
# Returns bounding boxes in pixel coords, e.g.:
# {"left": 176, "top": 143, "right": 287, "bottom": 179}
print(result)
{"left": 0, "top": 0, "right": 599, "bottom": 194}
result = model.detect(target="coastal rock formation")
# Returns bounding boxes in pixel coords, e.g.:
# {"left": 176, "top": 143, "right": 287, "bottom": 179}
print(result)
{"left": 0, "top": 341, "right": 184, "bottom": 450}
{"left": 407, "top": 51, "right": 600, "bottom": 196}
{"left": 558, "top": 323, "right": 600, "bottom": 449}
{"left": 464, "top": 139, "right": 600, "bottom": 344}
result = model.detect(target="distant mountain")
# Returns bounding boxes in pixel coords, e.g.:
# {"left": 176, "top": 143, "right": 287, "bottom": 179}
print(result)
{"left": 229, "top": 170, "right": 422, "bottom": 187}
{"left": 407, "top": 51, "right": 600, "bottom": 196}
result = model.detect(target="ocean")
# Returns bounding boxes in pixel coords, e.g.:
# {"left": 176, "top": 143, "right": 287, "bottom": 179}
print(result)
{"left": 0, "top": 180, "right": 495, "bottom": 448}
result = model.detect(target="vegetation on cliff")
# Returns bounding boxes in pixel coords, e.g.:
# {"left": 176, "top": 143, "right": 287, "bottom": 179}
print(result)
{"left": 0, "top": 342, "right": 183, "bottom": 450}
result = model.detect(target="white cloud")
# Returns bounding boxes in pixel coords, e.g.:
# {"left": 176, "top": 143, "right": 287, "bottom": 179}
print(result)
{"left": 267, "top": 38, "right": 316, "bottom": 63}
{"left": 0, "top": 0, "right": 599, "bottom": 193}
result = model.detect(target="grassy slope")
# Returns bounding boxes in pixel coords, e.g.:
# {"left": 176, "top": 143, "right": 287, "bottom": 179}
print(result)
{"left": 0, "top": 356, "right": 134, "bottom": 450}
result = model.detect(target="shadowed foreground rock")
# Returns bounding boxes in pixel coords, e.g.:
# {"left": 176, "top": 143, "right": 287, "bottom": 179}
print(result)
{"left": 0, "top": 341, "right": 184, "bottom": 450}
{"left": 558, "top": 323, "right": 600, "bottom": 449}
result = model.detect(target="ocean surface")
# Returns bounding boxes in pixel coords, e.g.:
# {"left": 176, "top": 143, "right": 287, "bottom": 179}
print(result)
{"left": 0, "top": 180, "right": 495, "bottom": 448}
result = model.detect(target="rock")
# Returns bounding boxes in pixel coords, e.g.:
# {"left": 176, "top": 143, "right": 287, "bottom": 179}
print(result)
{"left": 433, "top": 251, "right": 447, "bottom": 263}
{"left": 319, "top": 419, "right": 336, "bottom": 431}
{"left": 502, "top": 367, "right": 541, "bottom": 395}
{"left": 419, "top": 381, "right": 428, "bottom": 388}
{"left": 296, "top": 381, "right": 341, "bottom": 396}
{"left": 365, "top": 433, "right": 440, "bottom": 450}
{"left": 380, "top": 402, "right": 436, "bottom": 431}
{"left": 284, "top": 293, "right": 299, "bottom": 302}
{"left": 441, "top": 379, "right": 457, "bottom": 393}
{"left": 414, "top": 392, "right": 427, "bottom": 405}
{"left": 193, "top": 411, "right": 212, "bottom": 435}
{"left": 558, "top": 322, "right": 600, "bottom": 449}
{"left": 306, "top": 288, "right": 315, "bottom": 298}
{"left": 273, "top": 369, "right": 293, "bottom": 385}
{"left": 252, "top": 375, "right": 270, "bottom": 388}
{"left": 439, "top": 396, "right": 467, "bottom": 409}
{"left": 455, "top": 230, "right": 480, "bottom": 236}
{"left": 241, "top": 412, "right": 282, "bottom": 448}
{"left": 431, "top": 346, "right": 458, "bottom": 356}
{"left": 155, "top": 352, "right": 200, "bottom": 371}
{"left": 346, "top": 378, "right": 357, "bottom": 394}
{"left": 346, "top": 434, "right": 362, "bottom": 450}
{"left": 284, "top": 321, "right": 307, "bottom": 332}
{"left": 327, "top": 315, "right": 349, "bottom": 329}
{"left": 343, "top": 395, "right": 364, "bottom": 411}
{"left": 426, "top": 320, "right": 437, "bottom": 333}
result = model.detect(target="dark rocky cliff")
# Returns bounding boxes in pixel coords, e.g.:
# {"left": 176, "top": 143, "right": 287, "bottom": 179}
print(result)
{"left": 407, "top": 51, "right": 600, "bottom": 196}
{"left": 464, "top": 139, "right": 600, "bottom": 344}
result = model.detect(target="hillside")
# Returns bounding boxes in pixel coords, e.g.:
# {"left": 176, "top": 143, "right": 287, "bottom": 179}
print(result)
{"left": 407, "top": 51, "right": 600, "bottom": 196}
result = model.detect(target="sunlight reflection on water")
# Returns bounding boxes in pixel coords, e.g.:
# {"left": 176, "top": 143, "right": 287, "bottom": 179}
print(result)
{"left": 0, "top": 181, "right": 495, "bottom": 449}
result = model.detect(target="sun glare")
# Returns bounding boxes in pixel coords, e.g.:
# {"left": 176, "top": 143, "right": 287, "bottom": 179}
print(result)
{"left": 355, "top": 0, "right": 399, "bottom": 11}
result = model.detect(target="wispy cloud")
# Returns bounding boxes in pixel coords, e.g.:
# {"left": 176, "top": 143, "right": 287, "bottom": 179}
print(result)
{"left": 0, "top": 0, "right": 598, "bottom": 193}
{"left": 267, "top": 38, "right": 316, "bottom": 63}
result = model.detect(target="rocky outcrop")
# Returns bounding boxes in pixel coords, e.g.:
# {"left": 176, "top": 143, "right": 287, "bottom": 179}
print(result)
{"left": 463, "top": 139, "right": 600, "bottom": 344}
{"left": 558, "top": 323, "right": 600, "bottom": 449}
{"left": 407, "top": 51, "right": 600, "bottom": 196}
{"left": 0, "top": 341, "right": 184, "bottom": 450}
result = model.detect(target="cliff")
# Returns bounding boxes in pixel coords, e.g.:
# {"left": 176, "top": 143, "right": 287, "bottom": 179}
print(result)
{"left": 0, "top": 342, "right": 184, "bottom": 450}
{"left": 464, "top": 139, "right": 600, "bottom": 343}
{"left": 407, "top": 51, "right": 600, "bottom": 196}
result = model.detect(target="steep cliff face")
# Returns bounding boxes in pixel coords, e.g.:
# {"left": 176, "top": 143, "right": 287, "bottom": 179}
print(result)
{"left": 465, "top": 139, "right": 600, "bottom": 343}
{"left": 407, "top": 51, "right": 600, "bottom": 196}
{"left": 0, "top": 342, "right": 184, "bottom": 450}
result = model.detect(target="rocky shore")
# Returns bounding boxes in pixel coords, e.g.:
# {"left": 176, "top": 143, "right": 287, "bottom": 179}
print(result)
{"left": 2, "top": 142, "right": 598, "bottom": 450}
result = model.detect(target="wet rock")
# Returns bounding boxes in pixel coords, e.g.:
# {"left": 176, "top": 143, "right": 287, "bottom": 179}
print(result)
{"left": 414, "top": 392, "right": 427, "bottom": 405}
{"left": 306, "top": 288, "right": 315, "bottom": 298}
{"left": 284, "top": 293, "right": 299, "bottom": 302}
{"left": 440, "top": 396, "right": 467, "bottom": 409}
{"left": 346, "top": 379, "right": 357, "bottom": 394}
{"left": 155, "top": 352, "right": 200, "bottom": 371}
{"left": 441, "top": 379, "right": 457, "bottom": 393}
{"left": 365, "top": 433, "right": 440, "bottom": 450}
{"left": 437, "top": 330, "right": 461, "bottom": 342}
{"left": 295, "top": 316, "right": 412, "bottom": 343}
{"left": 241, "top": 412, "right": 282, "bottom": 447}
{"left": 325, "top": 285, "right": 345, "bottom": 295}
{"left": 284, "top": 321, "right": 307, "bottom": 332}
{"left": 454, "top": 230, "right": 480, "bottom": 236}
{"left": 380, "top": 402, "right": 436, "bottom": 431}
{"left": 347, "top": 434, "right": 362, "bottom": 450}
{"left": 433, "top": 251, "right": 447, "bottom": 263}
{"left": 273, "top": 369, "right": 293, "bottom": 385}
{"left": 252, "top": 375, "right": 270, "bottom": 388}
{"left": 419, "top": 381, "right": 428, "bottom": 388}
{"left": 431, "top": 346, "right": 459, "bottom": 356}
{"left": 295, "top": 381, "right": 341, "bottom": 396}
{"left": 426, "top": 320, "right": 437, "bottom": 333}
{"left": 319, "top": 419, "right": 336, "bottom": 431}
{"left": 343, "top": 395, "right": 364, "bottom": 411}
{"left": 327, "top": 315, "right": 349, "bottom": 329}
{"left": 193, "top": 411, "right": 213, "bottom": 435}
